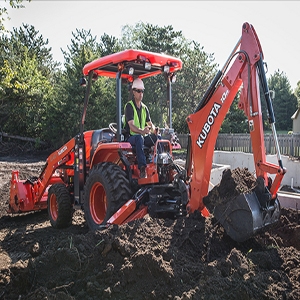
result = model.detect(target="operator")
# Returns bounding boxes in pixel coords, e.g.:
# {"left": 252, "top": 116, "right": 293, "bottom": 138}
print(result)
{"left": 123, "top": 78, "right": 159, "bottom": 179}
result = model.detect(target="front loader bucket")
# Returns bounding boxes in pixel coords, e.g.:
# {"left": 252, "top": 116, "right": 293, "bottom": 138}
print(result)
{"left": 213, "top": 192, "right": 281, "bottom": 242}
{"left": 9, "top": 170, "right": 48, "bottom": 213}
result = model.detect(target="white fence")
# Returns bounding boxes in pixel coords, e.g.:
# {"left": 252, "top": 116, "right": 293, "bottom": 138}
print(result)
{"left": 177, "top": 133, "right": 300, "bottom": 157}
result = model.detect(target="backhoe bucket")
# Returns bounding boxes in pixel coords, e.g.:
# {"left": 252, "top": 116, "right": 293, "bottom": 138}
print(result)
{"left": 213, "top": 192, "right": 281, "bottom": 242}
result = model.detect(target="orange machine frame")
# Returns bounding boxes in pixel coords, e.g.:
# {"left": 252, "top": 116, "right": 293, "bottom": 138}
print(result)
{"left": 186, "top": 23, "right": 285, "bottom": 215}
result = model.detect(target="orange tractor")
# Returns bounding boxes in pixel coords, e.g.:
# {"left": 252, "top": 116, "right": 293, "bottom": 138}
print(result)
{"left": 9, "top": 22, "right": 286, "bottom": 242}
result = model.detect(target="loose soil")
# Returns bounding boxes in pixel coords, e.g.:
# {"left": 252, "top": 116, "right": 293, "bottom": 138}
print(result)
{"left": 0, "top": 148, "right": 299, "bottom": 299}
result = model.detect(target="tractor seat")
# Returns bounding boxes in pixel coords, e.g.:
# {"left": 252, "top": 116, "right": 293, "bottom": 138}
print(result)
{"left": 90, "top": 128, "right": 115, "bottom": 158}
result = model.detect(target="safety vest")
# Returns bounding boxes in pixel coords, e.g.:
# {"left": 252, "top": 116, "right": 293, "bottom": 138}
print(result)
{"left": 125, "top": 100, "right": 147, "bottom": 136}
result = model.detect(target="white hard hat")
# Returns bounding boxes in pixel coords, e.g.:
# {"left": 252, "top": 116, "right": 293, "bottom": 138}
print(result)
{"left": 132, "top": 78, "right": 144, "bottom": 90}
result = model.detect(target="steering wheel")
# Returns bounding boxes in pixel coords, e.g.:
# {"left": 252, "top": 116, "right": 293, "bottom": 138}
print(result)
{"left": 109, "top": 123, "right": 117, "bottom": 134}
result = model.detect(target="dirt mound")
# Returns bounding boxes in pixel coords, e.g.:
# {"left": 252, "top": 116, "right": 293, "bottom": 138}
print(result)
{"left": 203, "top": 167, "right": 257, "bottom": 210}
{"left": 0, "top": 158, "right": 299, "bottom": 299}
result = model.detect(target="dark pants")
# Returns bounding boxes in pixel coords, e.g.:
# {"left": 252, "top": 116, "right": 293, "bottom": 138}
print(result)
{"left": 127, "top": 134, "right": 159, "bottom": 169}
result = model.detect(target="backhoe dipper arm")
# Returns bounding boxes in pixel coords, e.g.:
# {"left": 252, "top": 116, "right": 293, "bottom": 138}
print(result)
{"left": 186, "top": 22, "right": 285, "bottom": 215}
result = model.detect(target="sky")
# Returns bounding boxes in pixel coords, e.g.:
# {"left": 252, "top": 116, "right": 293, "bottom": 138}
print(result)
{"left": 3, "top": 0, "right": 300, "bottom": 90}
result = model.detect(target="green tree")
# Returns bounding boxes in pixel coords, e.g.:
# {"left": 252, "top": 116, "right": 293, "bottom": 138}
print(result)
{"left": 173, "top": 40, "right": 217, "bottom": 133}
{"left": 120, "top": 22, "right": 218, "bottom": 133}
{"left": 46, "top": 29, "right": 100, "bottom": 145}
{"left": 268, "top": 70, "right": 297, "bottom": 131}
{"left": 121, "top": 22, "right": 185, "bottom": 56}
{"left": 120, "top": 22, "right": 188, "bottom": 129}
{"left": 47, "top": 29, "right": 122, "bottom": 147}
{"left": 0, "top": 24, "right": 56, "bottom": 140}
{"left": 294, "top": 80, "right": 300, "bottom": 107}
{"left": 0, "top": 0, "right": 30, "bottom": 32}
{"left": 0, "top": 49, "right": 53, "bottom": 138}
{"left": 99, "top": 32, "right": 121, "bottom": 57}
{"left": 220, "top": 93, "right": 249, "bottom": 133}
{"left": 0, "top": 23, "right": 59, "bottom": 75}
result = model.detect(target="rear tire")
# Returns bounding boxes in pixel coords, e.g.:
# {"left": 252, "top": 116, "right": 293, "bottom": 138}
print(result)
{"left": 47, "top": 184, "right": 73, "bottom": 228}
{"left": 84, "top": 162, "right": 132, "bottom": 231}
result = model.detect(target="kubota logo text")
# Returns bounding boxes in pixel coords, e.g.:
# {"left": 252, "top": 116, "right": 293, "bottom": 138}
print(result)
{"left": 58, "top": 145, "right": 67, "bottom": 155}
{"left": 196, "top": 90, "right": 229, "bottom": 149}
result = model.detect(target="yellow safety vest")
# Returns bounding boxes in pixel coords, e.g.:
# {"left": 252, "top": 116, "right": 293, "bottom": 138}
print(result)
{"left": 125, "top": 100, "right": 147, "bottom": 135}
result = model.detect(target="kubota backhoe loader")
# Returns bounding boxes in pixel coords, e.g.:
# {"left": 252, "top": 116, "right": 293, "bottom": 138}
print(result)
{"left": 9, "top": 22, "right": 286, "bottom": 242}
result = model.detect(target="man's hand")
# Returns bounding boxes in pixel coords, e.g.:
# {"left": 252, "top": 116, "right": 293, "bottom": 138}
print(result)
{"left": 142, "top": 126, "right": 151, "bottom": 135}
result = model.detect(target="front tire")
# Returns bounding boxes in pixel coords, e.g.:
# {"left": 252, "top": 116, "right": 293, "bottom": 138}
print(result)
{"left": 47, "top": 184, "right": 73, "bottom": 228}
{"left": 84, "top": 162, "right": 132, "bottom": 231}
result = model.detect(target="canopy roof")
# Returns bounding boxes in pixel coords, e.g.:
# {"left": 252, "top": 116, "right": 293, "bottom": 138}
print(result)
{"left": 82, "top": 49, "right": 182, "bottom": 81}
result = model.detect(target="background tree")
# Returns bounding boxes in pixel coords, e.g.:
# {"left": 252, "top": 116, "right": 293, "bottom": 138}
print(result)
{"left": 267, "top": 70, "right": 297, "bottom": 131}
{"left": 220, "top": 93, "right": 249, "bottom": 133}
{"left": 4, "top": 18, "right": 284, "bottom": 148}
{"left": 1, "top": 23, "right": 59, "bottom": 75}
{"left": 120, "top": 22, "right": 188, "bottom": 130}
{"left": 120, "top": 22, "right": 218, "bottom": 133}
{"left": 173, "top": 40, "right": 217, "bottom": 133}
{"left": 45, "top": 29, "right": 122, "bottom": 147}
{"left": 45, "top": 29, "right": 101, "bottom": 146}
{"left": 0, "top": 24, "right": 55, "bottom": 141}
{"left": 0, "top": 0, "right": 30, "bottom": 32}
{"left": 294, "top": 80, "right": 300, "bottom": 107}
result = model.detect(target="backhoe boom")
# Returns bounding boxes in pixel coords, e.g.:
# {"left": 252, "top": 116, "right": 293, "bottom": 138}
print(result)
{"left": 186, "top": 22, "right": 285, "bottom": 216}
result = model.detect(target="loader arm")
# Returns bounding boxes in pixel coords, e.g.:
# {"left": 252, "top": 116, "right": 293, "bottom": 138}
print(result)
{"left": 186, "top": 22, "right": 286, "bottom": 215}
{"left": 9, "top": 138, "right": 76, "bottom": 213}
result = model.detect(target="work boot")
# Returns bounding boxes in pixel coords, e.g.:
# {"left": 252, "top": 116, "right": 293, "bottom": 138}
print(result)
{"left": 140, "top": 166, "right": 147, "bottom": 179}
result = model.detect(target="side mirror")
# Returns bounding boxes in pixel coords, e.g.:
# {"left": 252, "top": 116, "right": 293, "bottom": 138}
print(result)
{"left": 269, "top": 90, "right": 275, "bottom": 100}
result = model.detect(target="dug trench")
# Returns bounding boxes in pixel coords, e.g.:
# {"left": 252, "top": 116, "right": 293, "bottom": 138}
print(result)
{"left": 0, "top": 150, "right": 299, "bottom": 299}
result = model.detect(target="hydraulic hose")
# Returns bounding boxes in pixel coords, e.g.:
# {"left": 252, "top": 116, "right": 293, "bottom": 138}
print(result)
{"left": 256, "top": 55, "right": 283, "bottom": 169}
